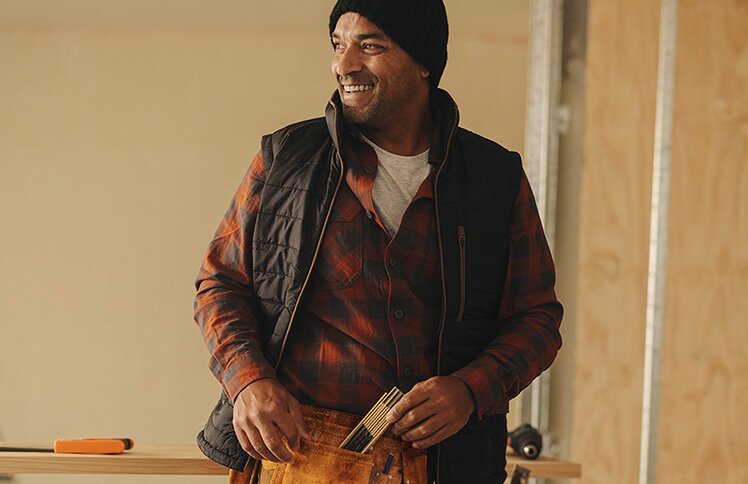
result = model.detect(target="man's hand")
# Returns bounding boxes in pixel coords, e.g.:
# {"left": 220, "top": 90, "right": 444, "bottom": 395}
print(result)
{"left": 385, "top": 376, "right": 475, "bottom": 449}
{"left": 232, "top": 379, "right": 310, "bottom": 463}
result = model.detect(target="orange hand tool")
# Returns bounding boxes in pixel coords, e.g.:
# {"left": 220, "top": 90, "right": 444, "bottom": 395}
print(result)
{"left": 0, "top": 438, "right": 133, "bottom": 454}
{"left": 53, "top": 438, "right": 134, "bottom": 454}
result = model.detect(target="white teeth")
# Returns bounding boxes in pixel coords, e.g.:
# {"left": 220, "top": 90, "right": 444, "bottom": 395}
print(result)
{"left": 343, "top": 84, "right": 373, "bottom": 92}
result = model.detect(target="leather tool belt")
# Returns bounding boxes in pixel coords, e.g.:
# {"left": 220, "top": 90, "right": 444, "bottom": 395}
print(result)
{"left": 229, "top": 405, "right": 428, "bottom": 484}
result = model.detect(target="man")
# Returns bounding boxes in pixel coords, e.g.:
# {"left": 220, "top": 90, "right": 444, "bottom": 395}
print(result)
{"left": 194, "top": 1, "right": 562, "bottom": 482}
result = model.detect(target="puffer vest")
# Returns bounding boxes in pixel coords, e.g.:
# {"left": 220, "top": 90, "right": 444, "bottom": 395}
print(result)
{"left": 197, "top": 90, "right": 522, "bottom": 483}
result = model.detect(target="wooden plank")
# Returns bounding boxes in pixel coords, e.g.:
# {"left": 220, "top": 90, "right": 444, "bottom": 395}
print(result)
{"left": 655, "top": 0, "right": 748, "bottom": 482}
{"left": 0, "top": 443, "right": 581, "bottom": 478}
{"left": 0, "top": 444, "right": 227, "bottom": 475}
{"left": 570, "top": 1, "right": 661, "bottom": 482}
{"left": 506, "top": 455, "right": 582, "bottom": 479}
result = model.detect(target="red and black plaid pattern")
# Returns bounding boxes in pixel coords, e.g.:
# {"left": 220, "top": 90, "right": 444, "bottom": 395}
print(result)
{"left": 194, "top": 152, "right": 278, "bottom": 401}
{"left": 194, "top": 131, "right": 562, "bottom": 417}
{"left": 276, "top": 134, "right": 442, "bottom": 415}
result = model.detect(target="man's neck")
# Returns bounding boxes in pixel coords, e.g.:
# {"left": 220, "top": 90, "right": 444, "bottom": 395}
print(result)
{"left": 356, "top": 105, "right": 434, "bottom": 156}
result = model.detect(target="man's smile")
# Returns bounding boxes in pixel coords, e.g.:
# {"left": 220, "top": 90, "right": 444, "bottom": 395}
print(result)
{"left": 342, "top": 84, "right": 374, "bottom": 92}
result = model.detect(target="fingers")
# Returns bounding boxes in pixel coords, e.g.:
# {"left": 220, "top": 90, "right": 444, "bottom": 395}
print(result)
{"left": 387, "top": 381, "right": 433, "bottom": 434}
{"left": 274, "top": 409, "right": 301, "bottom": 453}
{"left": 393, "top": 407, "right": 462, "bottom": 450}
{"left": 234, "top": 415, "right": 295, "bottom": 463}
{"left": 233, "top": 415, "right": 272, "bottom": 461}
{"left": 386, "top": 384, "right": 429, "bottom": 427}
{"left": 391, "top": 400, "right": 436, "bottom": 436}
{"left": 261, "top": 397, "right": 309, "bottom": 457}
{"left": 233, "top": 380, "right": 307, "bottom": 463}
{"left": 386, "top": 376, "right": 475, "bottom": 449}
{"left": 409, "top": 421, "right": 451, "bottom": 449}
{"left": 288, "top": 398, "right": 311, "bottom": 440}
{"left": 233, "top": 422, "right": 262, "bottom": 461}
{"left": 247, "top": 426, "right": 279, "bottom": 462}
{"left": 398, "top": 408, "right": 442, "bottom": 441}
{"left": 256, "top": 422, "right": 295, "bottom": 462}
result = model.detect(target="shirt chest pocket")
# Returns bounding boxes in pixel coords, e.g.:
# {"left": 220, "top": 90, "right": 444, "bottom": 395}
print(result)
{"left": 314, "top": 194, "right": 363, "bottom": 289}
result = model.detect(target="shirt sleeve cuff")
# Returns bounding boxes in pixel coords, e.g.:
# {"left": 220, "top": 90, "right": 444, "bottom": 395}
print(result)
{"left": 222, "top": 354, "right": 278, "bottom": 403}
{"left": 451, "top": 365, "right": 508, "bottom": 419}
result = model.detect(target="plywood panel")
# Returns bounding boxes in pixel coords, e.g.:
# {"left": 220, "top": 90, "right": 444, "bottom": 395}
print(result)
{"left": 570, "top": 1, "right": 660, "bottom": 482}
{"left": 656, "top": 1, "right": 748, "bottom": 482}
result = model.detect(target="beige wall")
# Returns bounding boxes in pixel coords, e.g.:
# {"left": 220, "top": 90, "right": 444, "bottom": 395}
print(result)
{"left": 0, "top": 2, "right": 529, "bottom": 482}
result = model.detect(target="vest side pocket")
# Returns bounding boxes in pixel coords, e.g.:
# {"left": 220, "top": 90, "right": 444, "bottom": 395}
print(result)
{"left": 456, "top": 225, "right": 466, "bottom": 322}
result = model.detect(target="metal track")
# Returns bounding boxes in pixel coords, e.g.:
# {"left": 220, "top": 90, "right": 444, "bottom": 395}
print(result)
{"left": 521, "top": 0, "right": 564, "bottom": 453}
{"left": 639, "top": 1, "right": 679, "bottom": 483}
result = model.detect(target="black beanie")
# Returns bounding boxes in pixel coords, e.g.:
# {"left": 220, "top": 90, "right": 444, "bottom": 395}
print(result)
{"left": 329, "top": 0, "right": 449, "bottom": 90}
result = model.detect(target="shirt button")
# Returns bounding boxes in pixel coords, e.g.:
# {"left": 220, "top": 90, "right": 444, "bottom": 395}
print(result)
{"left": 388, "top": 257, "right": 397, "bottom": 268}
{"left": 365, "top": 210, "right": 374, "bottom": 219}
{"left": 403, "top": 368, "right": 413, "bottom": 377}
{"left": 364, "top": 166, "right": 375, "bottom": 174}
{"left": 394, "top": 309, "right": 404, "bottom": 319}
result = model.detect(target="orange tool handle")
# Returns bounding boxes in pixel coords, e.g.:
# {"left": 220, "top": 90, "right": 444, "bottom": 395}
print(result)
{"left": 53, "top": 438, "right": 134, "bottom": 454}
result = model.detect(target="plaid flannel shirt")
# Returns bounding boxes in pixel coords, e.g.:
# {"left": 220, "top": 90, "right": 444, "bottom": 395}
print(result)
{"left": 194, "top": 128, "right": 562, "bottom": 418}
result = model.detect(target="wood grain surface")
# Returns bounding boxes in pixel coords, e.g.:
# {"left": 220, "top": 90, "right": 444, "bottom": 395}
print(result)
{"left": 0, "top": 443, "right": 581, "bottom": 479}
{"left": 506, "top": 454, "right": 582, "bottom": 479}
{"left": 0, "top": 444, "right": 228, "bottom": 475}
{"left": 655, "top": 1, "right": 748, "bottom": 482}
{"left": 570, "top": 1, "right": 661, "bottom": 482}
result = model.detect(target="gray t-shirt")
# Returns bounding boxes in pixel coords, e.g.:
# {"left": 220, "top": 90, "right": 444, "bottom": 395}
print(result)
{"left": 360, "top": 135, "right": 431, "bottom": 237}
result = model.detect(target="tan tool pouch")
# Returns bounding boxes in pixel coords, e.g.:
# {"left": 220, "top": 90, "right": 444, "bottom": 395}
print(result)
{"left": 229, "top": 405, "right": 427, "bottom": 484}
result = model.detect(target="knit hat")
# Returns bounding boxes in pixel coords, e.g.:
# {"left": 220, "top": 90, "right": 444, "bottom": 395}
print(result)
{"left": 329, "top": 0, "right": 449, "bottom": 91}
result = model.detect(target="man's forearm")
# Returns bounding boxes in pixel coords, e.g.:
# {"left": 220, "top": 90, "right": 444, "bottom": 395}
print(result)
{"left": 195, "top": 280, "right": 276, "bottom": 402}
{"left": 451, "top": 300, "right": 563, "bottom": 417}
{"left": 194, "top": 151, "right": 273, "bottom": 402}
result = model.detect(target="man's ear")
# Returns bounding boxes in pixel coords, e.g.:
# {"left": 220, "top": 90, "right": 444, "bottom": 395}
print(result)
{"left": 421, "top": 67, "right": 430, "bottom": 79}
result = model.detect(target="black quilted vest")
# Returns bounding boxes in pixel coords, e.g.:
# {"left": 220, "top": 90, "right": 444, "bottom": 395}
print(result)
{"left": 197, "top": 90, "right": 522, "bottom": 483}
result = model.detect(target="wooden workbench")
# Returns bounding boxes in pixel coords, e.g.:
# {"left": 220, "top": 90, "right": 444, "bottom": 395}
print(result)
{"left": 0, "top": 443, "right": 581, "bottom": 480}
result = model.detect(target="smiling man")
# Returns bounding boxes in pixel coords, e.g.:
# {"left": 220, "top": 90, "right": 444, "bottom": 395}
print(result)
{"left": 194, "top": 1, "right": 563, "bottom": 483}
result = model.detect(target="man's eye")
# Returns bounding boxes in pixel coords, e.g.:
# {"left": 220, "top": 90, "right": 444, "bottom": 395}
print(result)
{"left": 363, "top": 43, "right": 382, "bottom": 51}
{"left": 332, "top": 42, "right": 344, "bottom": 52}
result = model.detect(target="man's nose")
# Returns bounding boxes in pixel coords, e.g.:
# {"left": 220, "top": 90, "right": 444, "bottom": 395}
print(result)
{"left": 333, "top": 47, "right": 363, "bottom": 77}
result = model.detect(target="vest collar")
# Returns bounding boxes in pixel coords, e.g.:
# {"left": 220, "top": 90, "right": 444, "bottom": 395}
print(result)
{"left": 324, "top": 89, "right": 461, "bottom": 166}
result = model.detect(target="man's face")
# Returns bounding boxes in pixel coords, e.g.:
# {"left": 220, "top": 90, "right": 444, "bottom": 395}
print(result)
{"left": 331, "top": 12, "right": 430, "bottom": 127}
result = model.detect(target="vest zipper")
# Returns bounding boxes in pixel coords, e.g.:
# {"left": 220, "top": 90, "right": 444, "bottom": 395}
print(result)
{"left": 456, "top": 226, "right": 466, "bottom": 323}
{"left": 433, "top": 99, "right": 460, "bottom": 483}
{"left": 273, "top": 102, "right": 345, "bottom": 371}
